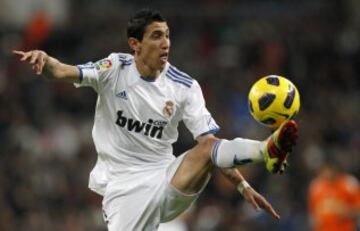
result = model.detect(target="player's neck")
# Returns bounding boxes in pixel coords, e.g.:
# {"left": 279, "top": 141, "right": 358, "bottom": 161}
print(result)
{"left": 134, "top": 58, "right": 162, "bottom": 79}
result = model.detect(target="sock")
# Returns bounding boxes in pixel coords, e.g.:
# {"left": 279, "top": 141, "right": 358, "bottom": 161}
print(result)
{"left": 211, "top": 138, "right": 265, "bottom": 168}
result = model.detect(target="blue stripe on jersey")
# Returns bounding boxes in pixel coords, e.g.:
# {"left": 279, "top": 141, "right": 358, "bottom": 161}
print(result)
{"left": 200, "top": 127, "right": 220, "bottom": 136}
{"left": 169, "top": 65, "right": 192, "bottom": 80}
{"left": 119, "top": 60, "right": 132, "bottom": 66}
{"left": 119, "top": 57, "right": 132, "bottom": 62}
{"left": 165, "top": 73, "right": 192, "bottom": 88}
{"left": 76, "top": 66, "right": 83, "bottom": 82}
{"left": 167, "top": 68, "right": 193, "bottom": 85}
{"left": 118, "top": 56, "right": 133, "bottom": 66}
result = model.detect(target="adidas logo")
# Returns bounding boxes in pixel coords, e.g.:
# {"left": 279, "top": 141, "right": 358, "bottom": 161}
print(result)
{"left": 116, "top": 91, "right": 128, "bottom": 100}
{"left": 233, "top": 156, "right": 253, "bottom": 165}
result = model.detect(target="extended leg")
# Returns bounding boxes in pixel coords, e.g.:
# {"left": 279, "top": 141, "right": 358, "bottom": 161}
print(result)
{"left": 170, "top": 136, "right": 218, "bottom": 195}
{"left": 170, "top": 120, "right": 298, "bottom": 194}
{"left": 170, "top": 136, "right": 263, "bottom": 194}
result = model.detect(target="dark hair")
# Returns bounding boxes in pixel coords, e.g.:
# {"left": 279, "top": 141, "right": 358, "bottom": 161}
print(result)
{"left": 127, "top": 8, "right": 166, "bottom": 41}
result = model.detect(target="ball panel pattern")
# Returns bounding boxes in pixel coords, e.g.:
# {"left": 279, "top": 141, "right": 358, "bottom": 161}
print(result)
{"left": 284, "top": 85, "right": 295, "bottom": 109}
{"left": 258, "top": 93, "right": 276, "bottom": 111}
{"left": 261, "top": 118, "right": 277, "bottom": 125}
{"left": 249, "top": 100, "right": 254, "bottom": 113}
{"left": 266, "top": 76, "right": 280, "bottom": 86}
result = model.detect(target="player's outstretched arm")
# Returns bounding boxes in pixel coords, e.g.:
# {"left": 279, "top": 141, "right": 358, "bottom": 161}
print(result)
{"left": 13, "top": 50, "right": 80, "bottom": 83}
{"left": 220, "top": 168, "right": 280, "bottom": 220}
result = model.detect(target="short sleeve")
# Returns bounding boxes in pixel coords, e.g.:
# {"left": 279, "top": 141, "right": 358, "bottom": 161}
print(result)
{"left": 182, "top": 80, "right": 220, "bottom": 139}
{"left": 74, "top": 53, "right": 118, "bottom": 93}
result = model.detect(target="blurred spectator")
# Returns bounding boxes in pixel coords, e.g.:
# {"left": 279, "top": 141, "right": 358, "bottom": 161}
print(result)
{"left": 0, "top": 0, "right": 68, "bottom": 29}
{"left": 308, "top": 155, "right": 360, "bottom": 231}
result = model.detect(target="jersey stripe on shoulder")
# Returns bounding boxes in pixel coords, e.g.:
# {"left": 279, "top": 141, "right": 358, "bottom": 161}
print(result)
{"left": 118, "top": 53, "right": 133, "bottom": 66}
{"left": 168, "top": 65, "right": 192, "bottom": 80}
{"left": 166, "top": 65, "right": 193, "bottom": 88}
{"left": 166, "top": 73, "right": 192, "bottom": 87}
{"left": 166, "top": 71, "right": 192, "bottom": 85}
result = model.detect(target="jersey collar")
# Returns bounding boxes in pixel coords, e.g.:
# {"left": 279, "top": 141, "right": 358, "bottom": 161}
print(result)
{"left": 128, "top": 62, "right": 170, "bottom": 87}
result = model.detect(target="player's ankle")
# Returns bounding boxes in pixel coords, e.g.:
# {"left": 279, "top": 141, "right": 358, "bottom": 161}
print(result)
{"left": 260, "top": 140, "right": 268, "bottom": 161}
{"left": 211, "top": 138, "right": 263, "bottom": 168}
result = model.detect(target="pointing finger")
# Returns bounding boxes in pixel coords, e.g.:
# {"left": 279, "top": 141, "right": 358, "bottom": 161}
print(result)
{"left": 259, "top": 198, "right": 280, "bottom": 220}
{"left": 13, "top": 50, "right": 25, "bottom": 56}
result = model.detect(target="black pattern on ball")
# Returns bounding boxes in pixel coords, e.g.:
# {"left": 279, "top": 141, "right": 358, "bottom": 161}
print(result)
{"left": 249, "top": 100, "right": 254, "bottom": 113}
{"left": 261, "top": 118, "right": 276, "bottom": 125}
{"left": 258, "top": 93, "right": 276, "bottom": 111}
{"left": 284, "top": 85, "right": 295, "bottom": 109}
{"left": 266, "top": 76, "right": 280, "bottom": 86}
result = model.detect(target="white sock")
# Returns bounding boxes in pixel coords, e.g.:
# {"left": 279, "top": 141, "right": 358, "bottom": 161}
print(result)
{"left": 211, "top": 138, "right": 265, "bottom": 168}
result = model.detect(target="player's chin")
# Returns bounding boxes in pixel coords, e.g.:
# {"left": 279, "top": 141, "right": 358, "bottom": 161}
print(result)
{"left": 158, "top": 60, "right": 167, "bottom": 69}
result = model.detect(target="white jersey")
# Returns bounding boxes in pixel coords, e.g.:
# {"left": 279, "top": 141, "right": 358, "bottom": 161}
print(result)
{"left": 76, "top": 53, "right": 219, "bottom": 195}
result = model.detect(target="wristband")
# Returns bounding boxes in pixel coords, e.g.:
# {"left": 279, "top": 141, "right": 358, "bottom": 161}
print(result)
{"left": 237, "top": 180, "right": 251, "bottom": 195}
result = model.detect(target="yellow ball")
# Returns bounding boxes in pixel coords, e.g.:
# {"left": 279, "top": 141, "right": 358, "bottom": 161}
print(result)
{"left": 248, "top": 75, "right": 300, "bottom": 128}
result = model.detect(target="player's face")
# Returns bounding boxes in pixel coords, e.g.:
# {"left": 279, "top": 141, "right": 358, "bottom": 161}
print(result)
{"left": 137, "top": 22, "right": 170, "bottom": 71}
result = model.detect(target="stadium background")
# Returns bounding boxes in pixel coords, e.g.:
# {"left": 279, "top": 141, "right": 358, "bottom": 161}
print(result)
{"left": 0, "top": 0, "right": 359, "bottom": 230}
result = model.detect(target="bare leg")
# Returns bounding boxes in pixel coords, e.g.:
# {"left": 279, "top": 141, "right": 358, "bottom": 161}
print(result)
{"left": 170, "top": 135, "right": 281, "bottom": 219}
{"left": 171, "top": 135, "right": 263, "bottom": 194}
{"left": 170, "top": 136, "right": 218, "bottom": 194}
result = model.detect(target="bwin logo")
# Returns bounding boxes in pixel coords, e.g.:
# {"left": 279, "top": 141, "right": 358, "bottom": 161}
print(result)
{"left": 115, "top": 111, "right": 166, "bottom": 139}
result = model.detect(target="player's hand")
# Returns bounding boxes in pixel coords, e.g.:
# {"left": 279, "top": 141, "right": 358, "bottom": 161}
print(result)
{"left": 242, "top": 187, "right": 280, "bottom": 220}
{"left": 13, "top": 50, "right": 49, "bottom": 75}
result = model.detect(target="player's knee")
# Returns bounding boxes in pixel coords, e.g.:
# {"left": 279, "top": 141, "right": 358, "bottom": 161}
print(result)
{"left": 197, "top": 136, "right": 219, "bottom": 159}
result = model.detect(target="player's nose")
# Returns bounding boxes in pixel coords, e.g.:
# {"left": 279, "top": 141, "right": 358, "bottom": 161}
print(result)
{"left": 161, "top": 37, "right": 170, "bottom": 50}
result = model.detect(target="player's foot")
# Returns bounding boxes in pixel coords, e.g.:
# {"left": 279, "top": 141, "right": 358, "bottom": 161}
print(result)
{"left": 262, "top": 120, "right": 298, "bottom": 174}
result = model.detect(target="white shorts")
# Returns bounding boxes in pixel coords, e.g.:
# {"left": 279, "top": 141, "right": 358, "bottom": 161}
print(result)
{"left": 102, "top": 152, "right": 211, "bottom": 231}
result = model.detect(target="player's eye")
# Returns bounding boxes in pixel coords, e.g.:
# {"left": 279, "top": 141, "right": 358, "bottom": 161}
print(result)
{"left": 151, "top": 32, "right": 162, "bottom": 39}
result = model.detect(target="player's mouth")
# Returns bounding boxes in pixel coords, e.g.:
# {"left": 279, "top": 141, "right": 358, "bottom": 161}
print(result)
{"left": 160, "top": 52, "right": 168, "bottom": 63}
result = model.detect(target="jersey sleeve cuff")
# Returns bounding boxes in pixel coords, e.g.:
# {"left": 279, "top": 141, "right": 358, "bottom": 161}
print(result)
{"left": 77, "top": 66, "right": 83, "bottom": 83}
{"left": 199, "top": 127, "right": 220, "bottom": 137}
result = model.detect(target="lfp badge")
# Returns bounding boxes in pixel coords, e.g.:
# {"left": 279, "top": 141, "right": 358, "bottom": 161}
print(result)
{"left": 96, "top": 59, "right": 112, "bottom": 70}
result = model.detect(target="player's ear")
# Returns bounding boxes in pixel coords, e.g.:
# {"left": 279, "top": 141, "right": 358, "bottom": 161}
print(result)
{"left": 128, "top": 37, "right": 141, "bottom": 53}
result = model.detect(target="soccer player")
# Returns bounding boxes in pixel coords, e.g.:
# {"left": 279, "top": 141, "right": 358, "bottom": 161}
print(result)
{"left": 13, "top": 8, "right": 298, "bottom": 230}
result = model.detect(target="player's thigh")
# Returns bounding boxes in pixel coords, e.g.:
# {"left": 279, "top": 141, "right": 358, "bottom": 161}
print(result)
{"left": 170, "top": 140, "right": 216, "bottom": 194}
{"left": 160, "top": 152, "right": 211, "bottom": 222}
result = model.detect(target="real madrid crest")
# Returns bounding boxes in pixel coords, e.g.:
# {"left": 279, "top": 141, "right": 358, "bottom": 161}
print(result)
{"left": 163, "top": 100, "right": 174, "bottom": 118}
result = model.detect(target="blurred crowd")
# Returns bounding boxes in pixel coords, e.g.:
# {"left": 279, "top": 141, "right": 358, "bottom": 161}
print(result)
{"left": 0, "top": 0, "right": 359, "bottom": 230}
